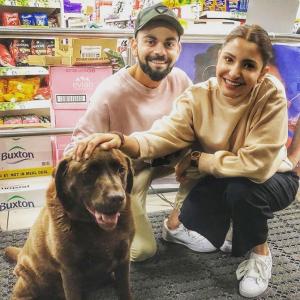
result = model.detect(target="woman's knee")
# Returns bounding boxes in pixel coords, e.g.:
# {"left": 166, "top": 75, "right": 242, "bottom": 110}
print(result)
{"left": 224, "top": 179, "right": 254, "bottom": 209}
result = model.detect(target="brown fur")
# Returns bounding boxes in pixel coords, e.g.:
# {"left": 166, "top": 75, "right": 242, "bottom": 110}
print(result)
{"left": 5, "top": 148, "right": 135, "bottom": 300}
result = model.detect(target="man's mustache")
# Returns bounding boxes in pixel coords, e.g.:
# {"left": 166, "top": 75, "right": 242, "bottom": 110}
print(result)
{"left": 147, "top": 55, "right": 168, "bottom": 62}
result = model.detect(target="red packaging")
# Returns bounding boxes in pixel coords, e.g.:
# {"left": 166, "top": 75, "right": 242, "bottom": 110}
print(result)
{"left": 0, "top": 44, "right": 15, "bottom": 67}
{"left": 22, "top": 114, "right": 40, "bottom": 124}
{"left": 46, "top": 40, "right": 55, "bottom": 56}
{"left": 31, "top": 40, "right": 47, "bottom": 55}
{"left": 34, "top": 86, "right": 51, "bottom": 100}
{"left": 9, "top": 39, "right": 31, "bottom": 66}
{"left": 4, "top": 115, "right": 22, "bottom": 125}
{"left": 1, "top": 12, "right": 20, "bottom": 26}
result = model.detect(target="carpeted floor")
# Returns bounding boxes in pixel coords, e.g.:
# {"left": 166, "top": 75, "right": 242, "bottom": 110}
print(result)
{"left": 1, "top": 201, "right": 300, "bottom": 300}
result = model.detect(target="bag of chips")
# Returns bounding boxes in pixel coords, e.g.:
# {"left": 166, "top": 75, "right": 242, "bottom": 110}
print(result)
{"left": 0, "top": 79, "right": 7, "bottom": 101}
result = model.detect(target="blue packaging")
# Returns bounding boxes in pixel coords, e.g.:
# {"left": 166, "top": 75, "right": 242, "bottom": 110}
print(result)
{"left": 20, "top": 13, "right": 35, "bottom": 26}
{"left": 33, "top": 13, "right": 48, "bottom": 26}
{"left": 226, "top": 0, "right": 239, "bottom": 12}
{"left": 238, "top": 0, "right": 249, "bottom": 12}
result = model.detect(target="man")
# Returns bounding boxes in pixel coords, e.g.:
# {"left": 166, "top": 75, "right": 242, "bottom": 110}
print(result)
{"left": 66, "top": 3, "right": 216, "bottom": 262}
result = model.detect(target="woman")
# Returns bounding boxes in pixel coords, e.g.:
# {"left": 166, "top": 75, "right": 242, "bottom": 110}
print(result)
{"left": 73, "top": 24, "right": 298, "bottom": 298}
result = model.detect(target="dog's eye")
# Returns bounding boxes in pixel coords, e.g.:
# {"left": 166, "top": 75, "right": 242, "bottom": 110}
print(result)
{"left": 118, "top": 166, "right": 126, "bottom": 175}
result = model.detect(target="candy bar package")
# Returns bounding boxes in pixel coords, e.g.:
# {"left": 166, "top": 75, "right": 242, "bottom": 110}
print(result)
{"left": 9, "top": 39, "right": 31, "bottom": 66}
{"left": 33, "top": 13, "right": 48, "bottom": 26}
{"left": 48, "top": 14, "right": 59, "bottom": 27}
{"left": 31, "top": 40, "right": 47, "bottom": 55}
{"left": 46, "top": 40, "right": 55, "bottom": 56}
{"left": 1, "top": 12, "right": 20, "bottom": 26}
{"left": 20, "top": 13, "right": 35, "bottom": 26}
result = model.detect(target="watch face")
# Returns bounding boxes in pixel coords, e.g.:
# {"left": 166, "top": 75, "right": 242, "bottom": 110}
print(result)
{"left": 191, "top": 151, "right": 201, "bottom": 161}
{"left": 190, "top": 151, "right": 201, "bottom": 167}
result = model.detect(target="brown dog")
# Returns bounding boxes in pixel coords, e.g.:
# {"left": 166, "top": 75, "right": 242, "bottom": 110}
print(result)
{"left": 5, "top": 148, "right": 135, "bottom": 300}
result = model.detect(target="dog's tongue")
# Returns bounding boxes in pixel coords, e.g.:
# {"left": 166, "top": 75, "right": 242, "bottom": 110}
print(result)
{"left": 95, "top": 212, "right": 120, "bottom": 226}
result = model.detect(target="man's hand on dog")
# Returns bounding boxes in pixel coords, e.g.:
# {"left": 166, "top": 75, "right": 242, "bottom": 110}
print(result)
{"left": 73, "top": 133, "right": 122, "bottom": 161}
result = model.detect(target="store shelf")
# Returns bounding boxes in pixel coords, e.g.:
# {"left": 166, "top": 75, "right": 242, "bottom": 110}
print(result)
{"left": 0, "top": 123, "right": 51, "bottom": 129}
{"left": 0, "top": 27, "right": 300, "bottom": 43}
{"left": 105, "top": 17, "right": 136, "bottom": 23}
{"left": 0, "top": 100, "right": 51, "bottom": 111}
{"left": 0, "top": 0, "right": 60, "bottom": 9}
{"left": 0, "top": 127, "right": 73, "bottom": 137}
{"left": 0, "top": 27, "right": 133, "bottom": 39}
{"left": 199, "top": 11, "right": 247, "bottom": 20}
{"left": 0, "top": 66, "right": 48, "bottom": 76}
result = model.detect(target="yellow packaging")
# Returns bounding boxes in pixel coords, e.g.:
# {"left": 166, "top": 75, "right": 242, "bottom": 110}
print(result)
{"left": 55, "top": 38, "right": 117, "bottom": 66}
{"left": 28, "top": 55, "right": 62, "bottom": 66}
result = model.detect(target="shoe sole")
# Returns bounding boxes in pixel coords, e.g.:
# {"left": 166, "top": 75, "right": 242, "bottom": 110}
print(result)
{"left": 162, "top": 235, "right": 217, "bottom": 253}
{"left": 239, "top": 286, "right": 268, "bottom": 298}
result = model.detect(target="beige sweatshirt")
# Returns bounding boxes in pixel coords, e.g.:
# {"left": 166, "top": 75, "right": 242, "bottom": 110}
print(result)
{"left": 132, "top": 74, "right": 288, "bottom": 183}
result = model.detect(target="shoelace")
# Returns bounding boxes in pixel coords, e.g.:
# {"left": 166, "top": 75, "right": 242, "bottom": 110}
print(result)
{"left": 183, "top": 227, "right": 206, "bottom": 241}
{"left": 236, "top": 257, "right": 270, "bottom": 281}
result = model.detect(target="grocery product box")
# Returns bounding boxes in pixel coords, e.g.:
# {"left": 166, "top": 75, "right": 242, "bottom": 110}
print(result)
{"left": 28, "top": 55, "right": 62, "bottom": 66}
{"left": 0, "top": 136, "right": 53, "bottom": 180}
{"left": 0, "top": 176, "right": 51, "bottom": 231}
{"left": 54, "top": 38, "right": 117, "bottom": 66}
{"left": 50, "top": 66, "right": 112, "bottom": 161}
{"left": 50, "top": 65, "right": 112, "bottom": 110}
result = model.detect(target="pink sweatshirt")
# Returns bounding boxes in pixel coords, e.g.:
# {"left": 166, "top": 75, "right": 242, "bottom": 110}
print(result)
{"left": 65, "top": 66, "right": 192, "bottom": 153}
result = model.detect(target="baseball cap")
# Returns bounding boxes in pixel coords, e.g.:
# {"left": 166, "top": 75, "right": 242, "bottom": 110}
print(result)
{"left": 134, "top": 3, "right": 184, "bottom": 37}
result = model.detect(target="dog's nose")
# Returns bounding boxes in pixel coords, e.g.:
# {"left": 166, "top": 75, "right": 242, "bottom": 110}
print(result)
{"left": 107, "top": 193, "right": 124, "bottom": 206}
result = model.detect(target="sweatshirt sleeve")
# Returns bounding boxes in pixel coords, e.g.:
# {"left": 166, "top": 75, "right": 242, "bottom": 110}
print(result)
{"left": 131, "top": 88, "right": 196, "bottom": 158}
{"left": 64, "top": 84, "right": 110, "bottom": 155}
{"left": 198, "top": 79, "right": 288, "bottom": 183}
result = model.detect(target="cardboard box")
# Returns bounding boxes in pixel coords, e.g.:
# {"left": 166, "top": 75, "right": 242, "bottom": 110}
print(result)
{"left": 50, "top": 66, "right": 112, "bottom": 161}
{"left": 55, "top": 38, "right": 117, "bottom": 66}
{"left": 0, "top": 136, "right": 53, "bottom": 180}
{"left": 50, "top": 65, "right": 112, "bottom": 110}
{"left": 28, "top": 55, "right": 62, "bottom": 66}
{"left": 0, "top": 176, "right": 51, "bottom": 230}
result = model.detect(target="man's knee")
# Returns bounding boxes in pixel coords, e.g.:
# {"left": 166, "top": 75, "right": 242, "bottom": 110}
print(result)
{"left": 130, "top": 239, "right": 157, "bottom": 262}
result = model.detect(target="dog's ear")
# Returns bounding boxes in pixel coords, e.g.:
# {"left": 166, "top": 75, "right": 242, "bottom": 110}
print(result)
{"left": 55, "top": 158, "right": 74, "bottom": 211}
{"left": 125, "top": 157, "right": 134, "bottom": 194}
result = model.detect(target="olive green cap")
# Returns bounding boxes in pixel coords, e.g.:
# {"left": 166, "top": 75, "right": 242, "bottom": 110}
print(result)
{"left": 134, "top": 3, "right": 184, "bottom": 37}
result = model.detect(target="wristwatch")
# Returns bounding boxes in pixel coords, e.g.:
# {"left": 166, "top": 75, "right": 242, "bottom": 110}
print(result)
{"left": 190, "top": 151, "right": 201, "bottom": 168}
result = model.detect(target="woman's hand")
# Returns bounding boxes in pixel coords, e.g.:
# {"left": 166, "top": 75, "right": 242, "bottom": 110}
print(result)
{"left": 175, "top": 151, "right": 206, "bottom": 183}
{"left": 73, "top": 133, "right": 122, "bottom": 161}
{"left": 175, "top": 153, "right": 192, "bottom": 182}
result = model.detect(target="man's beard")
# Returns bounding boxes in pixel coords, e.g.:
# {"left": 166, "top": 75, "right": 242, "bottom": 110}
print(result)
{"left": 139, "top": 55, "right": 174, "bottom": 81}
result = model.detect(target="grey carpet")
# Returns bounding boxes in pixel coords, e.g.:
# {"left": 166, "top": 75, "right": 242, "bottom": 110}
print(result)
{"left": 1, "top": 201, "right": 300, "bottom": 300}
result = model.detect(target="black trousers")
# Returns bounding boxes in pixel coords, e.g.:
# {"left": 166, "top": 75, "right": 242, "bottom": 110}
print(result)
{"left": 179, "top": 172, "right": 299, "bottom": 257}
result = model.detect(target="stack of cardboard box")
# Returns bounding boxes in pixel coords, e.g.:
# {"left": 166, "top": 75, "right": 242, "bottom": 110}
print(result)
{"left": 0, "top": 136, "right": 53, "bottom": 230}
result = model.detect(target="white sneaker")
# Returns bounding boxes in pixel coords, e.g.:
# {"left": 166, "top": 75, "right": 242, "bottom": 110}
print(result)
{"left": 236, "top": 249, "right": 272, "bottom": 298}
{"left": 220, "top": 240, "right": 232, "bottom": 253}
{"left": 162, "top": 219, "right": 217, "bottom": 252}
